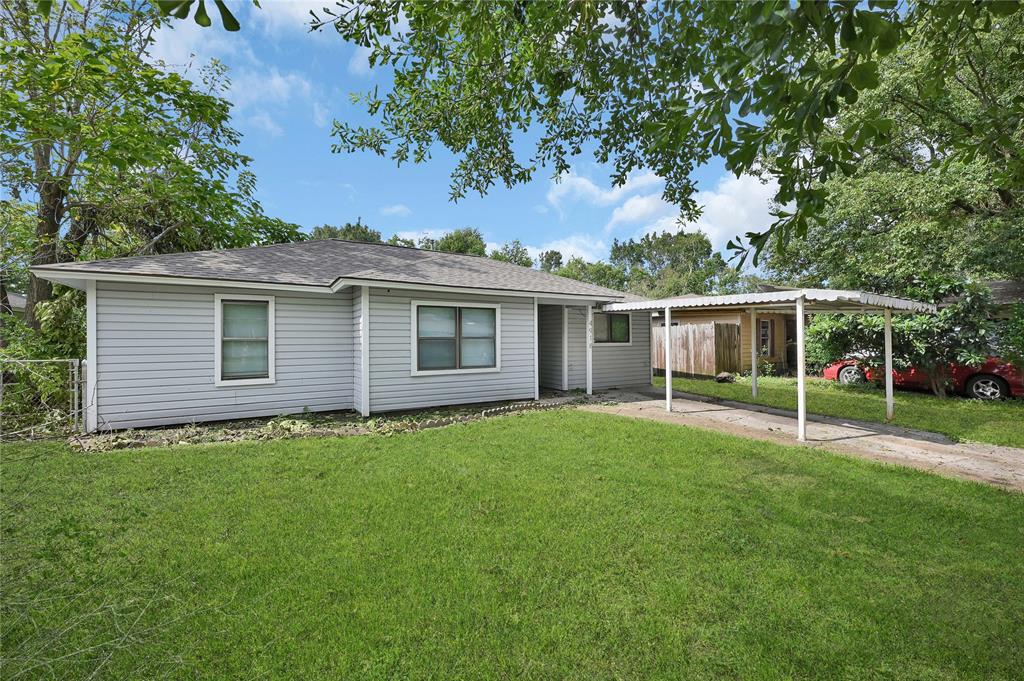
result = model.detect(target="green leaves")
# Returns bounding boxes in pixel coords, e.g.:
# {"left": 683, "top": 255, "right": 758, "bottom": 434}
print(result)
{"left": 848, "top": 61, "right": 880, "bottom": 90}
{"left": 310, "top": 0, "right": 1024, "bottom": 263}
{"left": 153, "top": 0, "right": 242, "bottom": 31}
{"left": 2, "top": 1, "right": 302, "bottom": 323}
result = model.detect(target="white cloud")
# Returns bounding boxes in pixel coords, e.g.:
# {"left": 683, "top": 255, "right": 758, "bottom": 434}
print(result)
{"left": 253, "top": 1, "right": 327, "bottom": 37}
{"left": 634, "top": 173, "right": 780, "bottom": 253}
{"left": 248, "top": 111, "right": 284, "bottom": 137}
{"left": 148, "top": 10, "right": 331, "bottom": 132}
{"left": 604, "top": 192, "right": 676, "bottom": 232}
{"left": 313, "top": 101, "right": 330, "bottom": 127}
{"left": 380, "top": 203, "right": 411, "bottom": 217}
{"left": 347, "top": 45, "right": 374, "bottom": 75}
{"left": 229, "top": 67, "right": 313, "bottom": 109}
{"left": 546, "top": 169, "right": 662, "bottom": 208}
{"left": 526, "top": 235, "right": 609, "bottom": 263}
{"left": 393, "top": 228, "right": 444, "bottom": 244}
{"left": 147, "top": 17, "right": 257, "bottom": 70}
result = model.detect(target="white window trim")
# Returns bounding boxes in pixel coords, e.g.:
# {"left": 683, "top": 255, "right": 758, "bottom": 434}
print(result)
{"left": 592, "top": 310, "right": 633, "bottom": 346}
{"left": 214, "top": 293, "right": 276, "bottom": 387}
{"left": 410, "top": 300, "right": 501, "bottom": 377}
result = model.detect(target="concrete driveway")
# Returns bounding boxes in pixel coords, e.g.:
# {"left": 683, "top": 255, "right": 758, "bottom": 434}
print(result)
{"left": 581, "top": 388, "right": 1024, "bottom": 491}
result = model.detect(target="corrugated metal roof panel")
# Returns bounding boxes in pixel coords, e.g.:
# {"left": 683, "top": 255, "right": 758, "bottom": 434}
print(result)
{"left": 604, "top": 289, "right": 935, "bottom": 313}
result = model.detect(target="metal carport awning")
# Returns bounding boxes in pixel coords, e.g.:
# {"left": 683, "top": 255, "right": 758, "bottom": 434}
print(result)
{"left": 603, "top": 289, "right": 937, "bottom": 441}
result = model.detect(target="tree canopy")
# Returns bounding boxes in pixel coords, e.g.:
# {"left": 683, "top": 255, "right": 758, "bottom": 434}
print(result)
{"left": 538, "top": 249, "right": 563, "bottom": 273}
{"left": 762, "top": 10, "right": 1024, "bottom": 291}
{"left": 432, "top": 227, "right": 487, "bottom": 256}
{"left": 309, "top": 219, "right": 383, "bottom": 243}
{"left": 315, "top": 0, "right": 1023, "bottom": 260}
{"left": 1, "top": 0, "right": 301, "bottom": 329}
{"left": 489, "top": 239, "right": 533, "bottom": 267}
{"left": 610, "top": 231, "right": 742, "bottom": 297}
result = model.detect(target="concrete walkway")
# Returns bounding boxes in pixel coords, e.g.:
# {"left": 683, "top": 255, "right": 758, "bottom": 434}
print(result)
{"left": 581, "top": 389, "right": 1024, "bottom": 491}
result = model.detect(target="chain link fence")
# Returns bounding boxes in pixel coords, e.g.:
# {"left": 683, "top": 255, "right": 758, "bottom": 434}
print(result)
{"left": 0, "top": 358, "right": 86, "bottom": 440}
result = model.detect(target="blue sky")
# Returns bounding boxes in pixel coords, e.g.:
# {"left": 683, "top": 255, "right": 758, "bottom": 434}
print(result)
{"left": 149, "top": 1, "right": 778, "bottom": 264}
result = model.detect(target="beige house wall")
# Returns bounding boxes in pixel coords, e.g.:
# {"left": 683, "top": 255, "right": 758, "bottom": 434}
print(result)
{"left": 663, "top": 309, "right": 793, "bottom": 374}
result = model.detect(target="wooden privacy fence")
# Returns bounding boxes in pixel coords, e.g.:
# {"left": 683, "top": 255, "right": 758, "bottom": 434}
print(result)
{"left": 652, "top": 322, "right": 740, "bottom": 377}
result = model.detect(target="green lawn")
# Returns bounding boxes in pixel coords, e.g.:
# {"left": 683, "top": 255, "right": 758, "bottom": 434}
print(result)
{"left": 654, "top": 374, "right": 1024, "bottom": 448}
{"left": 3, "top": 410, "right": 1022, "bottom": 679}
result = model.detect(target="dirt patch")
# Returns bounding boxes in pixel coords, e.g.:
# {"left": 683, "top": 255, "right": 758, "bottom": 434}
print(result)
{"left": 71, "top": 395, "right": 585, "bottom": 453}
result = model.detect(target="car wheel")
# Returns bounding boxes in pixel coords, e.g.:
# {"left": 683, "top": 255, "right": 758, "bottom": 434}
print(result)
{"left": 838, "top": 365, "right": 865, "bottom": 384}
{"left": 965, "top": 375, "right": 1009, "bottom": 400}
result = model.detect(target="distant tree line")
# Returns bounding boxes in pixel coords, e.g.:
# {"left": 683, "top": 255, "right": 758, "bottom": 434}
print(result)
{"left": 307, "top": 219, "right": 750, "bottom": 296}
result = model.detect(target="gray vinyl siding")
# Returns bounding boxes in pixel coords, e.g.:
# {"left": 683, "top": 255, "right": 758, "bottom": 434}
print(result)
{"left": 537, "top": 305, "right": 563, "bottom": 390}
{"left": 566, "top": 306, "right": 587, "bottom": 390}
{"left": 95, "top": 281, "right": 354, "bottom": 429}
{"left": 367, "top": 288, "right": 536, "bottom": 412}
{"left": 591, "top": 310, "right": 652, "bottom": 390}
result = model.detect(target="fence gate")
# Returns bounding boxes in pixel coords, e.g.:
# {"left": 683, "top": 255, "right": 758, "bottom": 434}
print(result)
{"left": 0, "top": 358, "right": 86, "bottom": 439}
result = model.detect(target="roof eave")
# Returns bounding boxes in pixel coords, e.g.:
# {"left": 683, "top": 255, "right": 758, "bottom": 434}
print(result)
{"left": 30, "top": 267, "right": 627, "bottom": 303}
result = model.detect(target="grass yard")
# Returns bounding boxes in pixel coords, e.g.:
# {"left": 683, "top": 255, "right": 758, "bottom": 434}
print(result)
{"left": 655, "top": 374, "right": 1024, "bottom": 449}
{"left": 3, "top": 410, "right": 1023, "bottom": 679}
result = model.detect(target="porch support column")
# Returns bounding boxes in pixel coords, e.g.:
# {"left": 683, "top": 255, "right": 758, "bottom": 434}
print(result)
{"left": 884, "top": 308, "right": 894, "bottom": 421}
{"left": 85, "top": 279, "right": 97, "bottom": 433}
{"left": 561, "top": 305, "right": 569, "bottom": 391}
{"left": 533, "top": 297, "right": 540, "bottom": 400}
{"left": 585, "top": 305, "right": 593, "bottom": 395}
{"left": 664, "top": 305, "right": 672, "bottom": 412}
{"left": 749, "top": 307, "right": 758, "bottom": 398}
{"left": 360, "top": 286, "right": 370, "bottom": 417}
{"left": 796, "top": 295, "right": 806, "bottom": 441}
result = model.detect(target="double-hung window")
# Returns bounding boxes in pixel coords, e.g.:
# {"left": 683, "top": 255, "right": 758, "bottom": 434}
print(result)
{"left": 215, "top": 294, "right": 275, "bottom": 385}
{"left": 412, "top": 302, "right": 499, "bottom": 374}
{"left": 759, "top": 319, "right": 775, "bottom": 356}
{"left": 593, "top": 312, "right": 631, "bottom": 344}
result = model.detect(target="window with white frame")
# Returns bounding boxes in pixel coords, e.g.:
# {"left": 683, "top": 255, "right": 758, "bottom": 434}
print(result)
{"left": 593, "top": 312, "right": 631, "bottom": 344}
{"left": 413, "top": 302, "right": 499, "bottom": 374}
{"left": 759, "top": 319, "right": 775, "bottom": 356}
{"left": 215, "top": 295, "right": 275, "bottom": 385}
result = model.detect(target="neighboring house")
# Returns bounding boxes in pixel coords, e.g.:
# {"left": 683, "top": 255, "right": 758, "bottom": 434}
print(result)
{"left": 32, "top": 240, "right": 651, "bottom": 432}
{"left": 655, "top": 279, "right": 1024, "bottom": 379}
{"left": 654, "top": 296, "right": 794, "bottom": 377}
{"left": 941, "top": 279, "right": 1024, "bottom": 317}
{"left": 2, "top": 291, "right": 26, "bottom": 319}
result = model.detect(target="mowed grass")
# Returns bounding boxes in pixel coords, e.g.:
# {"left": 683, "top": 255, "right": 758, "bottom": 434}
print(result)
{"left": 2, "top": 410, "right": 1023, "bottom": 680}
{"left": 655, "top": 374, "right": 1024, "bottom": 448}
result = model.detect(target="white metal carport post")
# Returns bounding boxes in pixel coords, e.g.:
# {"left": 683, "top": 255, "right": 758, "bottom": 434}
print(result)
{"left": 884, "top": 308, "right": 894, "bottom": 421}
{"left": 664, "top": 305, "right": 672, "bottom": 411}
{"left": 796, "top": 295, "right": 807, "bottom": 441}
{"left": 749, "top": 308, "right": 758, "bottom": 398}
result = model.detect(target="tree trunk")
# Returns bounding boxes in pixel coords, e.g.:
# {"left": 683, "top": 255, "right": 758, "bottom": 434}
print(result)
{"left": 0, "top": 276, "right": 11, "bottom": 349}
{"left": 928, "top": 365, "right": 949, "bottom": 398}
{"left": 24, "top": 179, "right": 64, "bottom": 330}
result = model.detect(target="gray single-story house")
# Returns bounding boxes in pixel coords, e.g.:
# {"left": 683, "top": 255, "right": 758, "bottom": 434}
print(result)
{"left": 32, "top": 240, "right": 651, "bottom": 432}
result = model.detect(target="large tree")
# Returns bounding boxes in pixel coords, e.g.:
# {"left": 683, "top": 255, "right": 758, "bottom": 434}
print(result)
{"left": 313, "top": 0, "right": 1023, "bottom": 260}
{"left": 755, "top": 10, "right": 1024, "bottom": 396}
{"left": 610, "top": 231, "right": 741, "bottom": 297}
{"left": 762, "top": 10, "right": 1024, "bottom": 290}
{"left": 554, "top": 257, "right": 627, "bottom": 292}
{"left": 1, "top": 0, "right": 300, "bottom": 329}
{"left": 489, "top": 239, "right": 533, "bottom": 267}
{"left": 538, "top": 249, "right": 563, "bottom": 273}
{"left": 431, "top": 227, "right": 487, "bottom": 256}
{"left": 309, "top": 219, "right": 382, "bottom": 243}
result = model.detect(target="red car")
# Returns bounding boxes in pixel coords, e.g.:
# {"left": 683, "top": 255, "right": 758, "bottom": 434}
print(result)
{"left": 823, "top": 357, "right": 1024, "bottom": 400}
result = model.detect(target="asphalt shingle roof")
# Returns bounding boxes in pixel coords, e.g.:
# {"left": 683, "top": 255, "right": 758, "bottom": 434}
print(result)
{"left": 35, "top": 240, "right": 634, "bottom": 300}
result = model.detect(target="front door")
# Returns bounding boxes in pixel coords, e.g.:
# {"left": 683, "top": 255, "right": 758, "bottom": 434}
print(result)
{"left": 785, "top": 319, "right": 797, "bottom": 373}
